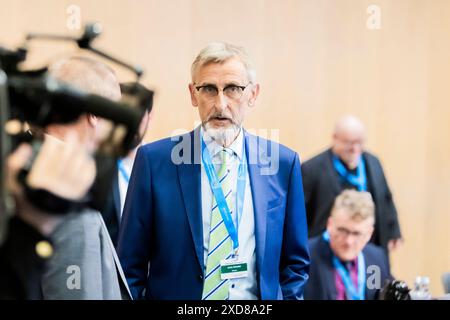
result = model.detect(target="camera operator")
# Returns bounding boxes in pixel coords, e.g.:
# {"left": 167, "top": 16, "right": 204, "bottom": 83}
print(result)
{"left": 0, "top": 56, "right": 132, "bottom": 299}
{"left": 40, "top": 56, "right": 131, "bottom": 299}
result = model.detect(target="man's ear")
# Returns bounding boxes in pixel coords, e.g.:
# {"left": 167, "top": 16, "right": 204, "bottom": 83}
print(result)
{"left": 248, "top": 83, "right": 260, "bottom": 107}
{"left": 87, "top": 114, "right": 98, "bottom": 127}
{"left": 366, "top": 226, "right": 375, "bottom": 240}
{"left": 326, "top": 216, "right": 334, "bottom": 231}
{"left": 189, "top": 83, "right": 198, "bottom": 107}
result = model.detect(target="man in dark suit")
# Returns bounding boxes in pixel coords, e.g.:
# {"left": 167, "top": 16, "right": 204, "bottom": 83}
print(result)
{"left": 304, "top": 190, "right": 392, "bottom": 300}
{"left": 301, "top": 115, "right": 402, "bottom": 253}
{"left": 101, "top": 83, "right": 153, "bottom": 247}
{"left": 118, "top": 42, "right": 310, "bottom": 300}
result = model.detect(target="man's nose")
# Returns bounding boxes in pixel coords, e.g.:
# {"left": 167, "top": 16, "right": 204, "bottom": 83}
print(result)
{"left": 215, "top": 91, "right": 228, "bottom": 111}
{"left": 344, "top": 235, "right": 356, "bottom": 246}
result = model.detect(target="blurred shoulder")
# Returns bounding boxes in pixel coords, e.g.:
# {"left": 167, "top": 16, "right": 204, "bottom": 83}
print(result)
{"left": 302, "top": 148, "right": 331, "bottom": 169}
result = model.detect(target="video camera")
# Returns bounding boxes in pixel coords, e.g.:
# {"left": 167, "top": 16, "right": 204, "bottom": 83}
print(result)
{"left": 0, "top": 23, "right": 153, "bottom": 227}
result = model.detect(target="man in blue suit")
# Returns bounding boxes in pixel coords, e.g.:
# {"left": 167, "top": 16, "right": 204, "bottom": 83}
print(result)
{"left": 304, "top": 190, "right": 392, "bottom": 300}
{"left": 117, "top": 42, "right": 310, "bottom": 300}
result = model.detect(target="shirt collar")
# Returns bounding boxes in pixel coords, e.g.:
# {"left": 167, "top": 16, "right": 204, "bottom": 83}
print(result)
{"left": 201, "top": 126, "right": 244, "bottom": 161}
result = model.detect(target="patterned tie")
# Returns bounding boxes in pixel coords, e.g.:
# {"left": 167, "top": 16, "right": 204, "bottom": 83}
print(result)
{"left": 202, "top": 148, "right": 234, "bottom": 300}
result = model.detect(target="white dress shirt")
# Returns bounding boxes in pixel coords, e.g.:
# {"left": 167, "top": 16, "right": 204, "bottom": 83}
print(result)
{"left": 118, "top": 156, "right": 134, "bottom": 216}
{"left": 200, "top": 127, "right": 258, "bottom": 300}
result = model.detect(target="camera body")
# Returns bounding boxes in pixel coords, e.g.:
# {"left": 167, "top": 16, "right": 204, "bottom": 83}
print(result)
{"left": 0, "top": 24, "right": 152, "bottom": 216}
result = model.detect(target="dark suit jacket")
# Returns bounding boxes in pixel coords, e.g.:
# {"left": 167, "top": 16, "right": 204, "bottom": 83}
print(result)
{"left": 101, "top": 167, "right": 121, "bottom": 247}
{"left": 117, "top": 127, "right": 310, "bottom": 300}
{"left": 304, "top": 235, "right": 392, "bottom": 300}
{"left": 0, "top": 217, "right": 49, "bottom": 299}
{"left": 301, "top": 149, "right": 401, "bottom": 250}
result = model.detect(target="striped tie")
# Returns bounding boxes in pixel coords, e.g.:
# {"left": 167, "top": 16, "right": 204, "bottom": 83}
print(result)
{"left": 202, "top": 149, "right": 234, "bottom": 300}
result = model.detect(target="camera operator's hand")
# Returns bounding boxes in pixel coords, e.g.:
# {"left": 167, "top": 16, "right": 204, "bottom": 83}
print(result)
{"left": 27, "top": 133, "right": 96, "bottom": 200}
{"left": 6, "top": 133, "right": 96, "bottom": 236}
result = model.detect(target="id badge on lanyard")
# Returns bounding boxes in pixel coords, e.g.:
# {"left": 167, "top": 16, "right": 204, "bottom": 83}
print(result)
{"left": 201, "top": 136, "right": 248, "bottom": 281}
{"left": 220, "top": 256, "right": 248, "bottom": 280}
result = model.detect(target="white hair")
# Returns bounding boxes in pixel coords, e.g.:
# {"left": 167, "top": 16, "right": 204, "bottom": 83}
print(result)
{"left": 191, "top": 42, "right": 256, "bottom": 83}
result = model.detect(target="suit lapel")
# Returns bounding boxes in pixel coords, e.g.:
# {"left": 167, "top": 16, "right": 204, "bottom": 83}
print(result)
{"left": 98, "top": 211, "right": 132, "bottom": 299}
{"left": 244, "top": 131, "right": 269, "bottom": 280}
{"left": 177, "top": 129, "right": 273, "bottom": 277}
{"left": 112, "top": 173, "right": 121, "bottom": 222}
{"left": 362, "top": 248, "right": 376, "bottom": 300}
{"left": 363, "top": 153, "right": 379, "bottom": 199}
{"left": 325, "top": 149, "right": 343, "bottom": 194}
{"left": 177, "top": 128, "right": 204, "bottom": 272}
{"left": 318, "top": 237, "right": 338, "bottom": 299}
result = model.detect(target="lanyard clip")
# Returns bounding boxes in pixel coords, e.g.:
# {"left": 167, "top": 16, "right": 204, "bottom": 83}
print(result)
{"left": 232, "top": 248, "right": 239, "bottom": 259}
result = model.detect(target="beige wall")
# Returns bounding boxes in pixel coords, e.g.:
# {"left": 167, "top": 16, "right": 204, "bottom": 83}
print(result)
{"left": 1, "top": 0, "right": 449, "bottom": 296}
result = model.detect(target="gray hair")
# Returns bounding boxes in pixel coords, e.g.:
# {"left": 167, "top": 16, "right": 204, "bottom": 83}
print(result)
{"left": 49, "top": 56, "right": 121, "bottom": 101}
{"left": 331, "top": 189, "right": 375, "bottom": 223}
{"left": 191, "top": 42, "right": 256, "bottom": 83}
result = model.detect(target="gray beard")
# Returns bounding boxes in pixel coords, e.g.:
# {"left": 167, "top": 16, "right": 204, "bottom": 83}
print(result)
{"left": 203, "top": 123, "right": 241, "bottom": 147}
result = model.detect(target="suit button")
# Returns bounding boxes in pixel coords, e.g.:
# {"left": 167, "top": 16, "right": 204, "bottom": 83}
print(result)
{"left": 35, "top": 241, "right": 53, "bottom": 259}
{"left": 199, "top": 274, "right": 204, "bottom": 280}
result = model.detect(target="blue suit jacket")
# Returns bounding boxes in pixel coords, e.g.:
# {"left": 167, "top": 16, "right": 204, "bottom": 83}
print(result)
{"left": 117, "top": 128, "right": 310, "bottom": 300}
{"left": 304, "top": 235, "right": 392, "bottom": 300}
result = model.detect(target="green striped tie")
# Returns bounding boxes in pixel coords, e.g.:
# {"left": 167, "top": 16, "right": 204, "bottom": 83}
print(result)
{"left": 202, "top": 149, "right": 234, "bottom": 300}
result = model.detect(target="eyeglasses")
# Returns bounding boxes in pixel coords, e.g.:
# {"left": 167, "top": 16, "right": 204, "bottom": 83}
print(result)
{"left": 335, "top": 227, "right": 366, "bottom": 240}
{"left": 336, "top": 137, "right": 365, "bottom": 148}
{"left": 195, "top": 83, "right": 250, "bottom": 100}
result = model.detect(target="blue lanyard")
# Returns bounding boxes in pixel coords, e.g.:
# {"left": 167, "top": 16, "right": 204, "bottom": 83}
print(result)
{"left": 323, "top": 231, "right": 366, "bottom": 300}
{"left": 201, "top": 137, "right": 247, "bottom": 255}
{"left": 332, "top": 155, "right": 367, "bottom": 191}
{"left": 117, "top": 159, "right": 130, "bottom": 184}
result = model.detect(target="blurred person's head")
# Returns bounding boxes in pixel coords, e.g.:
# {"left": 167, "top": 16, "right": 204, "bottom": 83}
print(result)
{"left": 189, "top": 42, "right": 260, "bottom": 147}
{"left": 46, "top": 56, "right": 121, "bottom": 152}
{"left": 327, "top": 189, "right": 375, "bottom": 261}
{"left": 332, "top": 115, "right": 366, "bottom": 170}
{"left": 120, "top": 82, "right": 154, "bottom": 153}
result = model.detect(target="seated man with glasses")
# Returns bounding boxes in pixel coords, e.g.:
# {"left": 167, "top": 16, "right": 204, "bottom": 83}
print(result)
{"left": 304, "top": 189, "right": 392, "bottom": 300}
